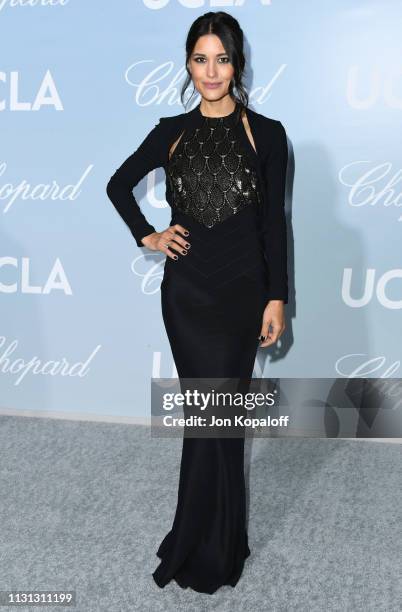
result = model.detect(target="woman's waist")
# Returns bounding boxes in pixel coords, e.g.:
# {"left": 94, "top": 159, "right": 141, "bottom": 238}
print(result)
{"left": 169, "top": 206, "right": 263, "bottom": 249}
{"left": 164, "top": 207, "right": 267, "bottom": 278}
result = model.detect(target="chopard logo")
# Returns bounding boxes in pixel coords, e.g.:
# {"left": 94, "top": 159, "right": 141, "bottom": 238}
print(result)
{"left": 125, "top": 60, "right": 286, "bottom": 106}
{"left": 0, "top": 0, "right": 69, "bottom": 11}
{"left": 339, "top": 161, "right": 402, "bottom": 222}
{"left": 131, "top": 254, "right": 165, "bottom": 295}
{"left": 0, "top": 162, "right": 93, "bottom": 212}
{"left": 0, "top": 336, "right": 101, "bottom": 386}
{"left": 335, "top": 353, "right": 400, "bottom": 378}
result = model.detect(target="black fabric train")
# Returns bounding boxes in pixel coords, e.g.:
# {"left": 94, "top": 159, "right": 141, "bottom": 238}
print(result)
{"left": 106, "top": 100, "right": 289, "bottom": 594}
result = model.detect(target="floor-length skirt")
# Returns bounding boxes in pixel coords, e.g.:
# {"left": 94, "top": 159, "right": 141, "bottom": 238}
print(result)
{"left": 152, "top": 207, "right": 269, "bottom": 594}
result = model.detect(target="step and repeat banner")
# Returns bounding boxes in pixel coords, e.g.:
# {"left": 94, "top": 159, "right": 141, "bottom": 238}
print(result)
{"left": 1, "top": 1, "right": 400, "bottom": 419}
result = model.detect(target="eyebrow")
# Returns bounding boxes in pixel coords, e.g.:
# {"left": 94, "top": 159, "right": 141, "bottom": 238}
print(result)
{"left": 192, "top": 52, "right": 228, "bottom": 57}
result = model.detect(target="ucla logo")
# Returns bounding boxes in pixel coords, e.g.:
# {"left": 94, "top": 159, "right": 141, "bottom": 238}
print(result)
{"left": 0, "top": 70, "right": 63, "bottom": 111}
{"left": 342, "top": 268, "right": 402, "bottom": 309}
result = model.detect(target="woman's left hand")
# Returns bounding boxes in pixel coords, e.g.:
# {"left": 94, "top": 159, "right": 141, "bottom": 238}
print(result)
{"left": 258, "top": 300, "right": 286, "bottom": 347}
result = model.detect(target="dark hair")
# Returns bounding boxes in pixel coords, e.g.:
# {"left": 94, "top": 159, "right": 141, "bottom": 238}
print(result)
{"left": 180, "top": 11, "right": 249, "bottom": 116}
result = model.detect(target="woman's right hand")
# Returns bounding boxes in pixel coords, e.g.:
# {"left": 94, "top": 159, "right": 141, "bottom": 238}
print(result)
{"left": 141, "top": 224, "right": 191, "bottom": 260}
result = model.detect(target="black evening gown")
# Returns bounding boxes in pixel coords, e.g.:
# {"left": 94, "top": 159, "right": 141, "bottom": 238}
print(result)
{"left": 151, "top": 103, "right": 270, "bottom": 593}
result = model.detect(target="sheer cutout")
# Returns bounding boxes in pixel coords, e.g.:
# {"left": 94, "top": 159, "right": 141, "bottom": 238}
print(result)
{"left": 241, "top": 110, "right": 257, "bottom": 154}
{"left": 168, "top": 130, "right": 185, "bottom": 161}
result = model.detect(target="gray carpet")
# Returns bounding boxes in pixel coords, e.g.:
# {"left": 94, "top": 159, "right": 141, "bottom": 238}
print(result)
{"left": 0, "top": 415, "right": 401, "bottom": 612}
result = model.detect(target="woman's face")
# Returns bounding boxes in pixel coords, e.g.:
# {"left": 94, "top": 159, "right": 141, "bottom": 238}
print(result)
{"left": 187, "top": 34, "right": 234, "bottom": 102}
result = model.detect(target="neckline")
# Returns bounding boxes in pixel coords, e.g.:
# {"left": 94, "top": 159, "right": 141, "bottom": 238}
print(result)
{"left": 196, "top": 101, "right": 238, "bottom": 121}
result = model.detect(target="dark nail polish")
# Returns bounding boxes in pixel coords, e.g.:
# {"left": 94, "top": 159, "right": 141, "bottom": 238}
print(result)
{"left": 184, "top": 231, "right": 189, "bottom": 236}
{"left": 185, "top": 243, "right": 190, "bottom": 248}
{"left": 182, "top": 250, "right": 187, "bottom": 255}
{"left": 173, "top": 255, "right": 178, "bottom": 260}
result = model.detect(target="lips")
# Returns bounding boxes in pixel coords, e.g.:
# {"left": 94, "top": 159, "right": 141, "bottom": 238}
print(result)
{"left": 205, "top": 83, "right": 222, "bottom": 89}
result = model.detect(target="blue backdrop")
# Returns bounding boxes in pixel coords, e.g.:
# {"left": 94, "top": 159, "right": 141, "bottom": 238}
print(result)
{"left": 1, "top": 1, "right": 400, "bottom": 419}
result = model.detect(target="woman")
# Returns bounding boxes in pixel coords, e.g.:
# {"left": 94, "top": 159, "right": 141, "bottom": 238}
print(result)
{"left": 106, "top": 11, "right": 288, "bottom": 595}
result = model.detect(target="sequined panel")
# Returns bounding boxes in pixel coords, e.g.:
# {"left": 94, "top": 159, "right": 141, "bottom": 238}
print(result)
{"left": 167, "top": 116, "right": 262, "bottom": 228}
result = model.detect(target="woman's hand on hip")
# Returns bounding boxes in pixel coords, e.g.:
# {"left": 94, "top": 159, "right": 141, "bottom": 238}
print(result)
{"left": 141, "top": 224, "right": 191, "bottom": 259}
{"left": 258, "top": 300, "right": 286, "bottom": 347}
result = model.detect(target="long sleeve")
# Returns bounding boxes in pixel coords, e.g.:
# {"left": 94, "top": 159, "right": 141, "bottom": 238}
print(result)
{"left": 262, "top": 120, "right": 289, "bottom": 304}
{"left": 106, "top": 118, "right": 165, "bottom": 247}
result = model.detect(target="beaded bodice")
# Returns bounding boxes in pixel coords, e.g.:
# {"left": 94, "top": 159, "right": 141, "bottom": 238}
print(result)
{"left": 166, "top": 103, "right": 262, "bottom": 229}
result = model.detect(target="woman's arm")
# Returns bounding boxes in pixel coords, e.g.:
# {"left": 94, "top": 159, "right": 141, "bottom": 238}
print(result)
{"left": 261, "top": 120, "right": 289, "bottom": 304}
{"left": 106, "top": 118, "right": 165, "bottom": 247}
